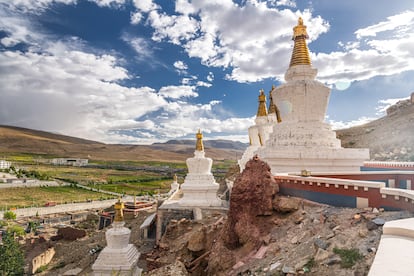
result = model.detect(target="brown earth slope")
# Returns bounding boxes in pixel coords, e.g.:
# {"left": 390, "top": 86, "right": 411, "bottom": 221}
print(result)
{"left": 0, "top": 125, "right": 244, "bottom": 162}
{"left": 336, "top": 98, "right": 414, "bottom": 161}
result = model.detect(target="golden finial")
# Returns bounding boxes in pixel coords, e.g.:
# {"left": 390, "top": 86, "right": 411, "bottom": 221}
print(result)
{"left": 114, "top": 199, "right": 124, "bottom": 222}
{"left": 256, "top": 89, "right": 268, "bottom": 117}
{"left": 173, "top": 174, "right": 178, "bottom": 182}
{"left": 195, "top": 129, "right": 204, "bottom": 151}
{"left": 268, "top": 87, "right": 276, "bottom": 114}
{"left": 289, "top": 17, "right": 311, "bottom": 67}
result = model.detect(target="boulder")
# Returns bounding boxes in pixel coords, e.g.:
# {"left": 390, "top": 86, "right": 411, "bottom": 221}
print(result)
{"left": 273, "top": 196, "right": 301, "bottom": 213}
{"left": 223, "top": 156, "right": 278, "bottom": 249}
{"left": 187, "top": 228, "right": 206, "bottom": 252}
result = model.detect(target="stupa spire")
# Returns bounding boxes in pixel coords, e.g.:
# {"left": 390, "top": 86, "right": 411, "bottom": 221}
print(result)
{"left": 114, "top": 198, "right": 125, "bottom": 222}
{"left": 195, "top": 129, "right": 204, "bottom": 151}
{"left": 289, "top": 17, "right": 311, "bottom": 67}
{"left": 268, "top": 85, "right": 276, "bottom": 115}
{"left": 256, "top": 89, "right": 268, "bottom": 117}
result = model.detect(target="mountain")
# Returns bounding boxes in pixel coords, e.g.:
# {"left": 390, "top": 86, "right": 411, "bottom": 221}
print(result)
{"left": 0, "top": 125, "right": 245, "bottom": 162}
{"left": 153, "top": 139, "right": 248, "bottom": 150}
{"left": 1, "top": 95, "right": 412, "bottom": 163}
{"left": 336, "top": 95, "right": 414, "bottom": 161}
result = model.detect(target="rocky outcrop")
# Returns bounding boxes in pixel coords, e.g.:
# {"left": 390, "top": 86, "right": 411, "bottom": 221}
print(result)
{"left": 337, "top": 92, "right": 414, "bottom": 161}
{"left": 207, "top": 157, "right": 279, "bottom": 275}
{"left": 223, "top": 156, "right": 279, "bottom": 249}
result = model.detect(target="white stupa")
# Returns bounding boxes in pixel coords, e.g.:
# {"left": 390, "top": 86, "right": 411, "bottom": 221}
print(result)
{"left": 92, "top": 200, "right": 142, "bottom": 276}
{"left": 256, "top": 17, "right": 369, "bottom": 173}
{"left": 239, "top": 87, "right": 282, "bottom": 171}
{"left": 176, "top": 130, "right": 222, "bottom": 207}
{"left": 167, "top": 174, "right": 180, "bottom": 196}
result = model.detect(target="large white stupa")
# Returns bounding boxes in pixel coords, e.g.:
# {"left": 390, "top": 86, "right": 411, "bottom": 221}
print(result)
{"left": 175, "top": 130, "right": 222, "bottom": 207}
{"left": 255, "top": 17, "right": 369, "bottom": 173}
{"left": 92, "top": 200, "right": 142, "bottom": 276}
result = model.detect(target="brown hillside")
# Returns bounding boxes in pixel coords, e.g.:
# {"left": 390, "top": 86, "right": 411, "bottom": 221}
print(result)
{"left": 336, "top": 98, "right": 414, "bottom": 161}
{"left": 0, "top": 125, "right": 243, "bottom": 162}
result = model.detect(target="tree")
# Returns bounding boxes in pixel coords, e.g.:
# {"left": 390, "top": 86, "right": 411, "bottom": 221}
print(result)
{"left": 0, "top": 233, "right": 25, "bottom": 275}
{"left": 7, "top": 225, "right": 25, "bottom": 237}
{"left": 3, "top": 211, "right": 16, "bottom": 220}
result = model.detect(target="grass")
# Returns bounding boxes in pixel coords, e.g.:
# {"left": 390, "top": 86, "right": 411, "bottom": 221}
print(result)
{"left": 333, "top": 247, "right": 363, "bottom": 268}
{"left": 0, "top": 186, "right": 115, "bottom": 210}
{"left": 0, "top": 153, "right": 237, "bottom": 200}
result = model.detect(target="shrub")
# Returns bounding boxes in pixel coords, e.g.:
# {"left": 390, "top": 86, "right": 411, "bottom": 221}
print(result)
{"left": 333, "top": 247, "right": 363, "bottom": 268}
{"left": 3, "top": 211, "right": 16, "bottom": 220}
{"left": 7, "top": 225, "right": 25, "bottom": 237}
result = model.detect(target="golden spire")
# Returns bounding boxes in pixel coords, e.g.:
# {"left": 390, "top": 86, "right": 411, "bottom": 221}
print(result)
{"left": 289, "top": 17, "right": 311, "bottom": 67}
{"left": 268, "top": 85, "right": 276, "bottom": 114}
{"left": 114, "top": 199, "right": 124, "bottom": 222}
{"left": 256, "top": 89, "right": 268, "bottom": 117}
{"left": 195, "top": 129, "right": 204, "bottom": 151}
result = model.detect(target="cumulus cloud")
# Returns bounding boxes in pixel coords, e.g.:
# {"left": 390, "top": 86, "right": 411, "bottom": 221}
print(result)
{"left": 133, "top": 1, "right": 329, "bottom": 82}
{"left": 355, "top": 10, "right": 414, "bottom": 38}
{"left": 158, "top": 85, "right": 198, "bottom": 99}
{"left": 0, "top": 1, "right": 251, "bottom": 144}
{"left": 328, "top": 117, "right": 376, "bottom": 130}
{"left": 315, "top": 10, "right": 414, "bottom": 84}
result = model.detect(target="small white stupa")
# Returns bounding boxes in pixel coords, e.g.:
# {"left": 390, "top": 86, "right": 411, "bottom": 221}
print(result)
{"left": 257, "top": 17, "right": 369, "bottom": 173}
{"left": 168, "top": 174, "right": 180, "bottom": 196}
{"left": 239, "top": 87, "right": 282, "bottom": 171}
{"left": 92, "top": 200, "right": 142, "bottom": 276}
{"left": 177, "top": 130, "right": 222, "bottom": 207}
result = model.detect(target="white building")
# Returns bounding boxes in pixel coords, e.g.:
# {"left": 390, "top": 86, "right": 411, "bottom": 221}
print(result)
{"left": 51, "top": 158, "right": 88, "bottom": 167}
{"left": 0, "top": 160, "right": 11, "bottom": 169}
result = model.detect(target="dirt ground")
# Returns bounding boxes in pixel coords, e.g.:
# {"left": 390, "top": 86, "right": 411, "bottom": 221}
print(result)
{"left": 23, "top": 201, "right": 413, "bottom": 276}
{"left": 145, "top": 200, "right": 412, "bottom": 276}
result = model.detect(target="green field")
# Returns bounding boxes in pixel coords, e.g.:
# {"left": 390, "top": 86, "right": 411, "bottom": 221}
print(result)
{"left": 0, "top": 186, "right": 115, "bottom": 210}
{"left": 0, "top": 153, "right": 236, "bottom": 207}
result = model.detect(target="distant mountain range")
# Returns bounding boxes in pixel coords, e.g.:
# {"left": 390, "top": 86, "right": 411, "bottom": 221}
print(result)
{"left": 1, "top": 96, "right": 412, "bottom": 162}
{"left": 0, "top": 125, "right": 246, "bottom": 162}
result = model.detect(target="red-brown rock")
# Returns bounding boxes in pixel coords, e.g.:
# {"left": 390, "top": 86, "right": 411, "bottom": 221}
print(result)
{"left": 223, "top": 156, "right": 279, "bottom": 249}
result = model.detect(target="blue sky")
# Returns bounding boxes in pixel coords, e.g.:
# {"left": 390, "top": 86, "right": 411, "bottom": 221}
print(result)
{"left": 0, "top": 0, "right": 413, "bottom": 144}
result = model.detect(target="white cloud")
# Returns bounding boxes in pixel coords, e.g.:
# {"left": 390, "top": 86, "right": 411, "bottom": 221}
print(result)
{"left": 135, "top": 1, "right": 329, "bottom": 82}
{"left": 158, "top": 85, "right": 198, "bottom": 99}
{"left": 148, "top": 10, "right": 199, "bottom": 44}
{"left": 312, "top": 9, "right": 414, "bottom": 85}
{"left": 355, "top": 10, "right": 414, "bottom": 38}
{"left": 130, "top": 11, "right": 143, "bottom": 25}
{"left": 207, "top": 72, "right": 214, "bottom": 82}
{"left": 329, "top": 117, "right": 376, "bottom": 130}
{"left": 89, "top": 0, "right": 126, "bottom": 8}
{"left": 274, "top": 0, "right": 296, "bottom": 8}
{"left": 0, "top": 0, "right": 76, "bottom": 13}
{"left": 196, "top": 81, "right": 212, "bottom": 87}
{"left": 121, "top": 34, "right": 153, "bottom": 61}
{"left": 173, "top": 60, "right": 188, "bottom": 70}
{"left": 132, "top": 0, "right": 158, "bottom": 13}
{"left": 375, "top": 96, "right": 410, "bottom": 115}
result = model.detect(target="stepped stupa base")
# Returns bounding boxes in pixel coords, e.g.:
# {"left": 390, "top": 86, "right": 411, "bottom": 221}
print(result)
{"left": 172, "top": 174, "right": 223, "bottom": 207}
{"left": 92, "top": 244, "right": 141, "bottom": 276}
{"left": 259, "top": 147, "right": 369, "bottom": 174}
